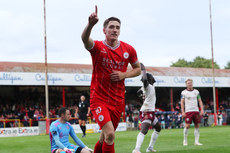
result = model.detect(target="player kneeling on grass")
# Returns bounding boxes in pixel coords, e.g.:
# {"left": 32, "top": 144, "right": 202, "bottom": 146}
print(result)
{"left": 132, "top": 63, "right": 161, "bottom": 153}
{"left": 49, "top": 107, "right": 93, "bottom": 153}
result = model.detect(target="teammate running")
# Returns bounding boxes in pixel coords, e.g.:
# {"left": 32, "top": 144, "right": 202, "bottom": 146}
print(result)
{"left": 49, "top": 107, "right": 93, "bottom": 153}
{"left": 132, "top": 63, "right": 161, "bottom": 153}
{"left": 181, "top": 79, "right": 204, "bottom": 146}
{"left": 81, "top": 5, "right": 141, "bottom": 153}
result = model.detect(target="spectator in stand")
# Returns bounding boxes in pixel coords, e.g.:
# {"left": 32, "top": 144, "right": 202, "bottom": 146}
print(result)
{"left": 172, "top": 112, "right": 177, "bottom": 128}
{"left": 133, "top": 108, "right": 139, "bottom": 130}
{"left": 160, "top": 114, "right": 165, "bottom": 129}
{"left": 28, "top": 107, "right": 34, "bottom": 119}
{"left": 0, "top": 114, "right": 4, "bottom": 128}
{"left": 176, "top": 112, "right": 183, "bottom": 128}
{"left": 203, "top": 112, "right": 209, "bottom": 127}
{"left": 166, "top": 114, "right": 172, "bottom": 129}
{"left": 175, "top": 103, "right": 180, "bottom": 112}
{"left": 218, "top": 112, "right": 223, "bottom": 126}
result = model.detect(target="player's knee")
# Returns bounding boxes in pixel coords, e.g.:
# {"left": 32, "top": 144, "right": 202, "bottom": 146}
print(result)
{"left": 141, "top": 128, "right": 148, "bottom": 135}
{"left": 105, "top": 131, "right": 115, "bottom": 144}
{"left": 155, "top": 125, "right": 161, "bottom": 133}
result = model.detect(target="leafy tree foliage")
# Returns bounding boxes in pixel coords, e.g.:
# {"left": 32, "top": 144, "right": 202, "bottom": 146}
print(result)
{"left": 171, "top": 56, "right": 220, "bottom": 69}
{"left": 224, "top": 61, "right": 230, "bottom": 69}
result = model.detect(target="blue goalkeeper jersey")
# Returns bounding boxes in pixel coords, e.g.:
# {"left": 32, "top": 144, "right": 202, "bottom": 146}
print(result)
{"left": 49, "top": 120, "right": 86, "bottom": 151}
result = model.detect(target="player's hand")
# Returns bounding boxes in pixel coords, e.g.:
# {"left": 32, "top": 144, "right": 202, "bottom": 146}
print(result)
{"left": 200, "top": 110, "right": 204, "bottom": 116}
{"left": 110, "top": 70, "right": 125, "bottom": 81}
{"left": 88, "top": 5, "right": 99, "bottom": 27}
{"left": 84, "top": 146, "right": 94, "bottom": 153}
{"left": 140, "top": 63, "right": 145, "bottom": 71}
{"left": 182, "top": 112, "right": 186, "bottom": 118}
{"left": 64, "top": 147, "right": 72, "bottom": 153}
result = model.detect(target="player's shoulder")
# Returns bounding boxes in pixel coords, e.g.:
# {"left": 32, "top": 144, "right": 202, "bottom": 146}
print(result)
{"left": 120, "top": 41, "right": 134, "bottom": 50}
{"left": 66, "top": 122, "right": 72, "bottom": 127}
{"left": 50, "top": 120, "right": 59, "bottom": 129}
{"left": 181, "top": 89, "right": 187, "bottom": 94}
{"left": 193, "top": 89, "right": 200, "bottom": 93}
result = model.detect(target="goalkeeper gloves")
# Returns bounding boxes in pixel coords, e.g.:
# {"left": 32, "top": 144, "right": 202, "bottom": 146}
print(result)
{"left": 85, "top": 146, "right": 94, "bottom": 153}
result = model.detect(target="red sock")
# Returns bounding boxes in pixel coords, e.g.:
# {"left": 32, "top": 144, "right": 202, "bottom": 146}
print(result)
{"left": 102, "top": 141, "right": 114, "bottom": 153}
{"left": 94, "top": 140, "right": 103, "bottom": 153}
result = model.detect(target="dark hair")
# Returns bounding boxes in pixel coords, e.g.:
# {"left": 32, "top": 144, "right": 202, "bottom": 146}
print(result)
{"left": 147, "top": 73, "right": 156, "bottom": 84}
{"left": 58, "top": 107, "right": 68, "bottom": 117}
{"left": 103, "top": 17, "right": 121, "bottom": 28}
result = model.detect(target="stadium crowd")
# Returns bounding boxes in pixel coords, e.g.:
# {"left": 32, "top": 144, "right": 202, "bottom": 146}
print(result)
{"left": 0, "top": 89, "right": 230, "bottom": 128}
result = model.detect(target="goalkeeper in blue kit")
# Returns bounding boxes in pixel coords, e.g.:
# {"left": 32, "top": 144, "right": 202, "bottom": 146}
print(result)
{"left": 49, "top": 107, "right": 93, "bottom": 153}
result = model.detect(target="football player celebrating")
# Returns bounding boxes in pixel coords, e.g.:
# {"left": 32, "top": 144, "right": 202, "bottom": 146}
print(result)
{"left": 81, "top": 5, "right": 141, "bottom": 153}
{"left": 132, "top": 63, "right": 161, "bottom": 153}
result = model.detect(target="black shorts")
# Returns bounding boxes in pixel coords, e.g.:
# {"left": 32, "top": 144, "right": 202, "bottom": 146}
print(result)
{"left": 52, "top": 147, "right": 83, "bottom": 153}
{"left": 79, "top": 113, "right": 87, "bottom": 121}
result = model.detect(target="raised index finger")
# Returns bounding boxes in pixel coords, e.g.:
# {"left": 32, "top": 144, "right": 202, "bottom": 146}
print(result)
{"left": 95, "top": 5, "right": 98, "bottom": 15}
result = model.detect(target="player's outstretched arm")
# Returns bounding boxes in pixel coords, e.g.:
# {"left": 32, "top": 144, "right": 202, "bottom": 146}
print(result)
{"left": 70, "top": 126, "right": 86, "bottom": 148}
{"left": 81, "top": 5, "right": 98, "bottom": 50}
{"left": 140, "top": 63, "right": 148, "bottom": 88}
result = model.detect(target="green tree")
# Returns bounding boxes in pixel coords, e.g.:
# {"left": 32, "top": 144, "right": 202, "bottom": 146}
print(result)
{"left": 224, "top": 61, "right": 230, "bottom": 69}
{"left": 171, "top": 58, "right": 190, "bottom": 67}
{"left": 170, "top": 56, "right": 220, "bottom": 69}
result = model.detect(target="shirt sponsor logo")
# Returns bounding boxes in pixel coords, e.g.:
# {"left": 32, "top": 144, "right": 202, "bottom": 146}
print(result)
{"left": 123, "top": 52, "right": 129, "bottom": 59}
{"left": 100, "top": 49, "right": 107, "bottom": 54}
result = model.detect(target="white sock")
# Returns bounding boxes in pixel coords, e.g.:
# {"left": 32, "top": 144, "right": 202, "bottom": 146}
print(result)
{"left": 135, "top": 132, "right": 145, "bottom": 151}
{"left": 184, "top": 128, "right": 189, "bottom": 142}
{"left": 148, "top": 130, "right": 159, "bottom": 149}
{"left": 194, "top": 128, "right": 200, "bottom": 143}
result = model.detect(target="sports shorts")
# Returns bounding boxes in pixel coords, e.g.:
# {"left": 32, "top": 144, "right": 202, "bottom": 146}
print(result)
{"left": 185, "top": 111, "right": 200, "bottom": 124}
{"left": 79, "top": 113, "right": 87, "bottom": 121}
{"left": 139, "top": 111, "right": 158, "bottom": 125}
{"left": 91, "top": 104, "right": 123, "bottom": 130}
{"left": 51, "top": 144, "right": 82, "bottom": 153}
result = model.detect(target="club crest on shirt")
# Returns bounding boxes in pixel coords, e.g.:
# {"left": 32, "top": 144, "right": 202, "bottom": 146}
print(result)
{"left": 123, "top": 52, "right": 129, "bottom": 59}
{"left": 98, "top": 115, "right": 104, "bottom": 122}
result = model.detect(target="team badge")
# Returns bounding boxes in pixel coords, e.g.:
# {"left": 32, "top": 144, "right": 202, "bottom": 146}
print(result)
{"left": 123, "top": 52, "right": 129, "bottom": 59}
{"left": 186, "top": 118, "right": 190, "bottom": 122}
{"left": 98, "top": 115, "right": 104, "bottom": 122}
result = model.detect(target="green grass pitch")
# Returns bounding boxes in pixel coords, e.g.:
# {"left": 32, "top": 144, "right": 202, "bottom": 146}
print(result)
{"left": 0, "top": 126, "right": 229, "bottom": 153}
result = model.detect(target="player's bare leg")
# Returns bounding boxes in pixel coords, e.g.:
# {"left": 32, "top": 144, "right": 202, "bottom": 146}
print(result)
{"left": 101, "top": 121, "right": 115, "bottom": 153}
{"left": 183, "top": 123, "right": 190, "bottom": 146}
{"left": 194, "top": 123, "right": 203, "bottom": 145}
{"left": 132, "top": 122, "right": 151, "bottom": 153}
{"left": 146, "top": 122, "right": 161, "bottom": 152}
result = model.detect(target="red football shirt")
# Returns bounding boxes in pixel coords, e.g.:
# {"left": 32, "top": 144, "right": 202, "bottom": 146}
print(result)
{"left": 88, "top": 40, "right": 138, "bottom": 108}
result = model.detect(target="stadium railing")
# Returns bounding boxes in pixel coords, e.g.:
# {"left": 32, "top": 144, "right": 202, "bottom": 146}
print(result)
{"left": 0, "top": 117, "right": 93, "bottom": 128}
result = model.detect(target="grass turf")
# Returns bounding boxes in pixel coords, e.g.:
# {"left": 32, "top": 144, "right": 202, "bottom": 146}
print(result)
{"left": 0, "top": 126, "right": 229, "bottom": 153}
